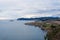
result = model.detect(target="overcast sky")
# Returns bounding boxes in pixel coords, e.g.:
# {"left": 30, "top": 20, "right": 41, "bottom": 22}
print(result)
{"left": 0, "top": 0, "right": 60, "bottom": 19}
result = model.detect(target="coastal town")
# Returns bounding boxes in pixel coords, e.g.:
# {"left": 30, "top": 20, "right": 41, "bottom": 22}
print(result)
{"left": 25, "top": 20, "right": 60, "bottom": 40}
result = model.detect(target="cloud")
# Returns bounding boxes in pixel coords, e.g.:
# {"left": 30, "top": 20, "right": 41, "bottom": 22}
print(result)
{"left": 0, "top": 0, "right": 60, "bottom": 19}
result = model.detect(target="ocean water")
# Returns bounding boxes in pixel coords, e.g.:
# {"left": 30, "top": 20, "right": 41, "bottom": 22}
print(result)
{"left": 0, "top": 20, "right": 46, "bottom": 40}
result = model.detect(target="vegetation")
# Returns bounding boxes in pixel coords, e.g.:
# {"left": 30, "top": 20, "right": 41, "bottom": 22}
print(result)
{"left": 42, "top": 23, "right": 60, "bottom": 40}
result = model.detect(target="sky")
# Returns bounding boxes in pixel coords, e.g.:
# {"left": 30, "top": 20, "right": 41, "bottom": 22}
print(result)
{"left": 0, "top": 0, "right": 60, "bottom": 19}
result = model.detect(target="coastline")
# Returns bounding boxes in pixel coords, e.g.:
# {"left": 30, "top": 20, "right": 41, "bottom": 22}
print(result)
{"left": 25, "top": 21, "right": 60, "bottom": 40}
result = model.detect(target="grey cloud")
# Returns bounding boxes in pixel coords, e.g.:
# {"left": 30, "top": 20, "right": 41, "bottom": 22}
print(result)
{"left": 31, "top": 9, "right": 60, "bottom": 13}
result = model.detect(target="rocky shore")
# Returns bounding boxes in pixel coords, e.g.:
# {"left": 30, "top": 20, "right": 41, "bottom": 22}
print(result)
{"left": 25, "top": 21, "right": 60, "bottom": 40}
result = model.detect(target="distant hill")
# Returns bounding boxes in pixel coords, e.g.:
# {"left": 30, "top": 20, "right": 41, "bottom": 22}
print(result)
{"left": 17, "top": 17, "right": 60, "bottom": 21}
